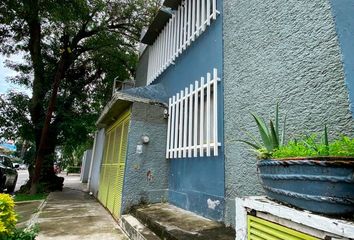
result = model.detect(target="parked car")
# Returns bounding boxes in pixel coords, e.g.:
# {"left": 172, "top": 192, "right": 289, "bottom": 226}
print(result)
{"left": 18, "top": 163, "right": 28, "bottom": 170}
{"left": 0, "top": 154, "right": 18, "bottom": 193}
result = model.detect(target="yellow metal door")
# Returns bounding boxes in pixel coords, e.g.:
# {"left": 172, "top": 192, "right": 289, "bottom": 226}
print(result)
{"left": 248, "top": 215, "right": 319, "bottom": 240}
{"left": 98, "top": 110, "right": 130, "bottom": 218}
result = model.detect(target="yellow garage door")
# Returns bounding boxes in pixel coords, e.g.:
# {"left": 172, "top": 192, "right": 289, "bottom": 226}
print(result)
{"left": 98, "top": 110, "right": 130, "bottom": 218}
{"left": 248, "top": 215, "right": 319, "bottom": 240}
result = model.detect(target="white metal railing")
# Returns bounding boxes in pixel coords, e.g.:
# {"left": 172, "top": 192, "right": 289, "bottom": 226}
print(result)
{"left": 147, "top": 0, "right": 219, "bottom": 85}
{"left": 166, "top": 68, "right": 220, "bottom": 159}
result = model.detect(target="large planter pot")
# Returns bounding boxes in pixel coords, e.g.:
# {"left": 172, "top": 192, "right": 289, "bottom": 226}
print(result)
{"left": 257, "top": 157, "right": 354, "bottom": 215}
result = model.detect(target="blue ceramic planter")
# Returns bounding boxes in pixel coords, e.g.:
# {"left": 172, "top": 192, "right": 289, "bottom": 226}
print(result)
{"left": 257, "top": 157, "right": 354, "bottom": 215}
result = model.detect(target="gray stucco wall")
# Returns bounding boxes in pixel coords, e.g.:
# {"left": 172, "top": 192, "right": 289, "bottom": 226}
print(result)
{"left": 88, "top": 129, "right": 105, "bottom": 197}
{"left": 223, "top": 0, "right": 354, "bottom": 227}
{"left": 135, "top": 48, "right": 149, "bottom": 87}
{"left": 121, "top": 103, "right": 169, "bottom": 213}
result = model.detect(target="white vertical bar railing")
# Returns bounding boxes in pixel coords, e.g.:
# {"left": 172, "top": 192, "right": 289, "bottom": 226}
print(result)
{"left": 176, "top": 6, "right": 181, "bottom": 58}
{"left": 187, "top": 0, "right": 192, "bottom": 46}
{"left": 191, "top": 0, "right": 196, "bottom": 42}
{"left": 166, "top": 98, "right": 172, "bottom": 158}
{"left": 193, "top": 80, "right": 199, "bottom": 157}
{"left": 170, "top": 96, "right": 176, "bottom": 158}
{"left": 207, "top": 0, "right": 211, "bottom": 26}
{"left": 179, "top": 5, "right": 184, "bottom": 54}
{"left": 147, "top": 0, "right": 220, "bottom": 85}
{"left": 183, "top": 87, "right": 188, "bottom": 157}
{"left": 178, "top": 90, "right": 184, "bottom": 158}
{"left": 196, "top": 0, "right": 200, "bottom": 37}
{"left": 174, "top": 93, "right": 179, "bottom": 158}
{"left": 206, "top": 72, "right": 211, "bottom": 156}
{"left": 212, "top": 0, "right": 217, "bottom": 19}
{"left": 201, "top": 0, "right": 206, "bottom": 31}
{"left": 199, "top": 77, "right": 204, "bottom": 157}
{"left": 213, "top": 68, "right": 218, "bottom": 155}
{"left": 188, "top": 84, "right": 193, "bottom": 157}
{"left": 166, "top": 68, "right": 220, "bottom": 159}
{"left": 183, "top": 1, "right": 188, "bottom": 50}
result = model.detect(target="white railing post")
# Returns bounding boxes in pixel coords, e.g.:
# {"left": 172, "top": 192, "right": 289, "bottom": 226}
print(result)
{"left": 193, "top": 80, "right": 199, "bottom": 157}
{"left": 166, "top": 97, "right": 172, "bottom": 158}
{"left": 212, "top": 0, "right": 217, "bottom": 20}
{"left": 213, "top": 68, "right": 218, "bottom": 156}
{"left": 206, "top": 72, "right": 211, "bottom": 156}
{"left": 196, "top": 0, "right": 200, "bottom": 37}
{"left": 178, "top": 90, "right": 184, "bottom": 158}
{"left": 183, "top": 87, "right": 188, "bottom": 158}
{"left": 174, "top": 94, "right": 179, "bottom": 158}
{"left": 188, "top": 83, "right": 193, "bottom": 157}
{"left": 199, "top": 76, "right": 204, "bottom": 157}
{"left": 207, "top": 0, "right": 211, "bottom": 26}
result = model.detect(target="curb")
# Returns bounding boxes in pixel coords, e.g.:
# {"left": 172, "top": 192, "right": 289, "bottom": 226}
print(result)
{"left": 26, "top": 199, "right": 47, "bottom": 229}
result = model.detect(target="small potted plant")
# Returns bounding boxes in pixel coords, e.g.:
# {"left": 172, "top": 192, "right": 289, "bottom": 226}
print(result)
{"left": 239, "top": 104, "right": 354, "bottom": 215}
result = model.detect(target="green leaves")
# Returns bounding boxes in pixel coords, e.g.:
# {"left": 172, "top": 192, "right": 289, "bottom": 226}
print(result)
{"left": 239, "top": 103, "right": 286, "bottom": 159}
{"left": 272, "top": 133, "right": 354, "bottom": 158}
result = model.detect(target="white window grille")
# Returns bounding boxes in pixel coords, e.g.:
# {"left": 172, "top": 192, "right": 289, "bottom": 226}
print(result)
{"left": 166, "top": 68, "right": 221, "bottom": 159}
{"left": 147, "top": 0, "right": 219, "bottom": 85}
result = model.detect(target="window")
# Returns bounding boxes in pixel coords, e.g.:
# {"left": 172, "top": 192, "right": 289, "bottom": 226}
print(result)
{"left": 147, "top": 0, "right": 219, "bottom": 85}
{"left": 166, "top": 68, "right": 220, "bottom": 159}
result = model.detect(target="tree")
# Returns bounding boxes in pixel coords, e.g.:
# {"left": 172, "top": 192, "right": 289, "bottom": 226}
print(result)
{"left": 0, "top": 0, "right": 159, "bottom": 193}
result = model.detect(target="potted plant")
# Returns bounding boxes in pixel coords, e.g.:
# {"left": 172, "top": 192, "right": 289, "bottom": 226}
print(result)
{"left": 239, "top": 104, "right": 354, "bottom": 215}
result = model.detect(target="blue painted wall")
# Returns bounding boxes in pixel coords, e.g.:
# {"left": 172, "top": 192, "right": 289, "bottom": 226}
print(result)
{"left": 331, "top": 0, "right": 354, "bottom": 116}
{"left": 152, "top": 0, "right": 224, "bottom": 221}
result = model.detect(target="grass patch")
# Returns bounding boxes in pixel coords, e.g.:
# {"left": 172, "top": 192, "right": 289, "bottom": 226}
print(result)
{"left": 14, "top": 193, "right": 48, "bottom": 202}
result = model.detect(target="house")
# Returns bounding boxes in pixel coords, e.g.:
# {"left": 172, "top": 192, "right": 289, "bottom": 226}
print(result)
{"left": 87, "top": 0, "right": 354, "bottom": 231}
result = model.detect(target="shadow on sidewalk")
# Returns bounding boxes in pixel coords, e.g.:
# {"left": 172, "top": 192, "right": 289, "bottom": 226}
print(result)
{"left": 36, "top": 174, "right": 129, "bottom": 240}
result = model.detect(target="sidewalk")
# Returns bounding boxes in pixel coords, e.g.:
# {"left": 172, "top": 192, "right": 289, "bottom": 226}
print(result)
{"left": 36, "top": 174, "right": 129, "bottom": 240}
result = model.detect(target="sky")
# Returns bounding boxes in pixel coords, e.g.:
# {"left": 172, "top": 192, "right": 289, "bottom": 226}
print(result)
{"left": 0, "top": 54, "right": 31, "bottom": 96}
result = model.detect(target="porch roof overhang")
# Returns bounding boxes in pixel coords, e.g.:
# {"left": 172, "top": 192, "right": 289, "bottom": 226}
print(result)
{"left": 96, "top": 84, "right": 168, "bottom": 128}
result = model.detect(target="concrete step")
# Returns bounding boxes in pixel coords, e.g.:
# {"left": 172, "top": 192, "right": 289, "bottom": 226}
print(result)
{"left": 120, "top": 214, "right": 161, "bottom": 240}
{"left": 132, "top": 203, "right": 235, "bottom": 240}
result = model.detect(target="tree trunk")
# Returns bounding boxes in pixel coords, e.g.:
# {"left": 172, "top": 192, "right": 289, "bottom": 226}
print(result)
{"left": 30, "top": 56, "right": 67, "bottom": 194}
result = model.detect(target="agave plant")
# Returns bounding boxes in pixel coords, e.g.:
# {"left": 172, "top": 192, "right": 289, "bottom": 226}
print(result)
{"left": 238, "top": 103, "right": 286, "bottom": 159}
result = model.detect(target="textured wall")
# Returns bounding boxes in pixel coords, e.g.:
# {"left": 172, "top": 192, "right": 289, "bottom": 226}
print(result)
{"left": 121, "top": 103, "right": 169, "bottom": 213}
{"left": 223, "top": 0, "right": 354, "bottom": 227}
{"left": 135, "top": 48, "right": 149, "bottom": 87}
{"left": 88, "top": 129, "right": 105, "bottom": 197}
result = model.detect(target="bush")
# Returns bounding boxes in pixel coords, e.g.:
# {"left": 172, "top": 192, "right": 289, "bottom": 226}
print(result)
{"left": 66, "top": 166, "right": 81, "bottom": 173}
{"left": 0, "top": 194, "right": 17, "bottom": 237}
{"left": 273, "top": 135, "right": 354, "bottom": 158}
{"left": 0, "top": 194, "right": 38, "bottom": 240}
{"left": 3, "top": 226, "right": 39, "bottom": 240}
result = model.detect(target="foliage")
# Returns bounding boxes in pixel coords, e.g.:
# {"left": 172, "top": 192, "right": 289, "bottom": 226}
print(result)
{"left": 14, "top": 193, "right": 47, "bottom": 202}
{"left": 239, "top": 104, "right": 354, "bottom": 159}
{"left": 273, "top": 135, "right": 354, "bottom": 159}
{"left": 238, "top": 103, "right": 286, "bottom": 159}
{"left": 0, "top": 0, "right": 160, "bottom": 189}
{"left": 0, "top": 93, "right": 33, "bottom": 142}
{"left": 66, "top": 166, "right": 81, "bottom": 174}
{"left": 3, "top": 225, "right": 39, "bottom": 240}
{"left": 0, "top": 194, "right": 17, "bottom": 237}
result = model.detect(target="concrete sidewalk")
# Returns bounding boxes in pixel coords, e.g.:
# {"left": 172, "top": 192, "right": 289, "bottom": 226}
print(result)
{"left": 36, "top": 174, "right": 129, "bottom": 240}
